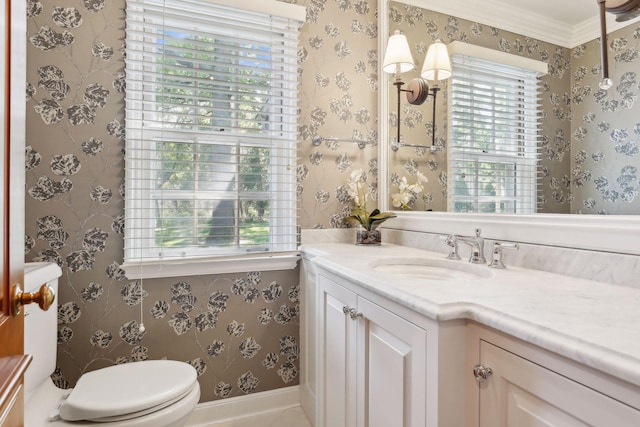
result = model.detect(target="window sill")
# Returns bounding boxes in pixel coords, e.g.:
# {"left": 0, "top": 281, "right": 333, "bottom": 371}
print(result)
{"left": 121, "top": 253, "right": 300, "bottom": 280}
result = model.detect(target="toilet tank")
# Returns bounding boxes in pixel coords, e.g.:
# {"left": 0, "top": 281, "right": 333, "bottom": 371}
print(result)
{"left": 23, "top": 262, "right": 62, "bottom": 401}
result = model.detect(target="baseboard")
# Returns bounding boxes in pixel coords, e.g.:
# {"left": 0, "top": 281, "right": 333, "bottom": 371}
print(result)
{"left": 186, "top": 386, "right": 301, "bottom": 426}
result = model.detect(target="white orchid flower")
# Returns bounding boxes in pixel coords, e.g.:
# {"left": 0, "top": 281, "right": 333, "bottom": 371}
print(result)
{"left": 397, "top": 176, "right": 410, "bottom": 191}
{"left": 350, "top": 168, "right": 365, "bottom": 183}
{"left": 391, "top": 192, "right": 409, "bottom": 208}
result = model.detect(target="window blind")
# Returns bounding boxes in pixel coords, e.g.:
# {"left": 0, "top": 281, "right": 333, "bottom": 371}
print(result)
{"left": 124, "top": 0, "right": 302, "bottom": 266}
{"left": 448, "top": 51, "right": 544, "bottom": 214}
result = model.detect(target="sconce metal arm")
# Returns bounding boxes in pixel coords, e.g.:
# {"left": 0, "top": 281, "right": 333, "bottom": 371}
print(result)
{"left": 429, "top": 86, "right": 440, "bottom": 150}
{"left": 393, "top": 78, "right": 415, "bottom": 145}
{"left": 391, "top": 78, "right": 443, "bottom": 153}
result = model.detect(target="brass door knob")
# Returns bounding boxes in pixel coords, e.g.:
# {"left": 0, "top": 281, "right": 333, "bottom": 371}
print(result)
{"left": 11, "top": 283, "right": 56, "bottom": 316}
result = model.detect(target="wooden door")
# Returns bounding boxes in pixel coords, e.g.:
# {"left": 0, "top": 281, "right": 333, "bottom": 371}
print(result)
{"left": 0, "top": 0, "right": 28, "bottom": 425}
{"left": 478, "top": 340, "right": 640, "bottom": 426}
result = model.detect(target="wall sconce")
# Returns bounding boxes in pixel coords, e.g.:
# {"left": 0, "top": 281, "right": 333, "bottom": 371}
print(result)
{"left": 382, "top": 30, "right": 415, "bottom": 146}
{"left": 383, "top": 33, "right": 451, "bottom": 153}
{"left": 417, "top": 39, "right": 452, "bottom": 152}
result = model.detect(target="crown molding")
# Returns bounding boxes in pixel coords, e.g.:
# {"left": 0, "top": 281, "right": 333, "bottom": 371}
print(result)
{"left": 571, "top": 13, "right": 640, "bottom": 47}
{"left": 398, "top": 0, "right": 640, "bottom": 49}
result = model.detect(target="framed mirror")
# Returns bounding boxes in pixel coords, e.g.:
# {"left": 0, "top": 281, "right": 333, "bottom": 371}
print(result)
{"left": 378, "top": 0, "right": 640, "bottom": 254}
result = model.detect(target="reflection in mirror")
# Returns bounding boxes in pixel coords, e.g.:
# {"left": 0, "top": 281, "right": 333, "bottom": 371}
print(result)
{"left": 447, "top": 42, "right": 547, "bottom": 214}
{"left": 383, "top": 0, "right": 640, "bottom": 215}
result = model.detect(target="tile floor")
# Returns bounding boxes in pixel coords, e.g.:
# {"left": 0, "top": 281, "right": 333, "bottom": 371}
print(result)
{"left": 202, "top": 406, "right": 312, "bottom": 427}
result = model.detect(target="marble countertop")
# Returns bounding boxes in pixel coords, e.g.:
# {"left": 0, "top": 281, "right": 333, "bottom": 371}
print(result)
{"left": 303, "top": 242, "right": 640, "bottom": 388}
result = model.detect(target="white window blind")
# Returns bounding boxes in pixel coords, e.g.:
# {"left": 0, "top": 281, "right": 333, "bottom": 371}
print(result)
{"left": 448, "top": 47, "right": 545, "bottom": 214}
{"left": 123, "top": 0, "right": 302, "bottom": 274}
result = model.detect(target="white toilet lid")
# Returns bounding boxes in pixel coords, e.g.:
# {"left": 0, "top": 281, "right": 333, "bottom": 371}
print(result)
{"left": 58, "top": 360, "right": 197, "bottom": 422}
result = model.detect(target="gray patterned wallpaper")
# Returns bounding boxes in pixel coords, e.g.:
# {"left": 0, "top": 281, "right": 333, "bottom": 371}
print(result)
{"left": 297, "top": 0, "right": 380, "bottom": 228}
{"left": 23, "top": 0, "right": 640, "bottom": 405}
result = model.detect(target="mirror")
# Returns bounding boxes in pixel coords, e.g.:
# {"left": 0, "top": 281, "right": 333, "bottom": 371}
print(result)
{"left": 380, "top": 0, "right": 640, "bottom": 215}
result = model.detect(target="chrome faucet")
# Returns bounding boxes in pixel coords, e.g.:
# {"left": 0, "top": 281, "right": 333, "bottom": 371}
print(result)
{"left": 488, "top": 241, "right": 519, "bottom": 269}
{"left": 440, "top": 234, "right": 461, "bottom": 260}
{"left": 457, "top": 228, "right": 486, "bottom": 264}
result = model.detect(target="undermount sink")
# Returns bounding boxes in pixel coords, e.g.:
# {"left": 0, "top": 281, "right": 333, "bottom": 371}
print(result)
{"left": 369, "top": 257, "right": 493, "bottom": 281}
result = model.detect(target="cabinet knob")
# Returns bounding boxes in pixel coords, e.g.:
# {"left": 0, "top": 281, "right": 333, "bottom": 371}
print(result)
{"left": 473, "top": 364, "right": 493, "bottom": 383}
{"left": 349, "top": 308, "right": 363, "bottom": 320}
{"left": 342, "top": 305, "right": 350, "bottom": 315}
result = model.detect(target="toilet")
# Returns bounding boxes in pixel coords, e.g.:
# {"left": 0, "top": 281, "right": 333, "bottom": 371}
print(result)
{"left": 23, "top": 262, "right": 201, "bottom": 426}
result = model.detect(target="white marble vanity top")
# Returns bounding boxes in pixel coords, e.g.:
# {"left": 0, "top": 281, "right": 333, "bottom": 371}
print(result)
{"left": 303, "top": 242, "right": 640, "bottom": 388}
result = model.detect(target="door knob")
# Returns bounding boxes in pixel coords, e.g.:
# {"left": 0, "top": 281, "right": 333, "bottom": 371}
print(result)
{"left": 472, "top": 364, "right": 493, "bottom": 383}
{"left": 11, "top": 283, "right": 56, "bottom": 316}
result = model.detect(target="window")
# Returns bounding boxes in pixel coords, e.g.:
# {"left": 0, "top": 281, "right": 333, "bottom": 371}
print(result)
{"left": 448, "top": 42, "right": 547, "bottom": 214}
{"left": 124, "top": 0, "right": 304, "bottom": 278}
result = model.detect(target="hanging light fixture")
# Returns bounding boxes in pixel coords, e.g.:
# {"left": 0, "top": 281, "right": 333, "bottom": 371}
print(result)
{"left": 605, "top": 0, "right": 640, "bottom": 21}
{"left": 597, "top": 0, "right": 640, "bottom": 90}
{"left": 597, "top": 0, "right": 614, "bottom": 90}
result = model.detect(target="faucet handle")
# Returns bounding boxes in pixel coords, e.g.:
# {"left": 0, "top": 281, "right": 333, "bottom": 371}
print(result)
{"left": 440, "top": 234, "right": 461, "bottom": 260}
{"left": 488, "top": 241, "right": 519, "bottom": 269}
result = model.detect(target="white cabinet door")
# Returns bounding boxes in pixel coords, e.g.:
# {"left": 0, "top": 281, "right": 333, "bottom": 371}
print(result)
{"left": 317, "top": 273, "right": 428, "bottom": 427}
{"left": 358, "top": 297, "right": 427, "bottom": 427}
{"left": 479, "top": 340, "right": 640, "bottom": 427}
{"left": 318, "top": 275, "right": 358, "bottom": 427}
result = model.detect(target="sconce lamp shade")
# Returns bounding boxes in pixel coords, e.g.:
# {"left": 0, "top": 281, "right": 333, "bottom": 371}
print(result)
{"left": 421, "top": 39, "right": 452, "bottom": 81}
{"left": 383, "top": 30, "right": 415, "bottom": 74}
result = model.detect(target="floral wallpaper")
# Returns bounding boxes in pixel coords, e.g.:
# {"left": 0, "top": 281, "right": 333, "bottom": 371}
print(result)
{"left": 570, "top": 26, "right": 640, "bottom": 214}
{"left": 296, "top": 0, "right": 380, "bottom": 228}
{"left": 386, "top": 2, "right": 572, "bottom": 213}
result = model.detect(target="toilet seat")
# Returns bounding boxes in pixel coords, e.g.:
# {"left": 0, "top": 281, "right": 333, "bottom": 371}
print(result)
{"left": 59, "top": 360, "right": 197, "bottom": 422}
{"left": 26, "top": 377, "right": 200, "bottom": 427}
{"left": 83, "top": 387, "right": 192, "bottom": 422}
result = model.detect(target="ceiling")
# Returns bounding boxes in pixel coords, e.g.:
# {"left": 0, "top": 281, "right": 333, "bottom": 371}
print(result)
{"left": 506, "top": 0, "right": 599, "bottom": 27}
{"left": 405, "top": 0, "right": 640, "bottom": 48}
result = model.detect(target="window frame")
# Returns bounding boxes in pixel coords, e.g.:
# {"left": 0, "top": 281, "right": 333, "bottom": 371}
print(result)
{"left": 122, "top": 0, "right": 302, "bottom": 279}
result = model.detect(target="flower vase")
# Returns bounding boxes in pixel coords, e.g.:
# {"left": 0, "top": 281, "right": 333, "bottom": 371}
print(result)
{"left": 356, "top": 227, "right": 381, "bottom": 246}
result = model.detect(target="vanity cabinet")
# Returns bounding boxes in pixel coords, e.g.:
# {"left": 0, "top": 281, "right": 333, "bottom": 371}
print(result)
{"left": 308, "top": 252, "right": 640, "bottom": 427}
{"left": 316, "top": 272, "right": 429, "bottom": 427}
{"left": 467, "top": 324, "right": 640, "bottom": 427}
